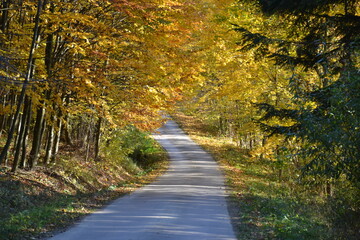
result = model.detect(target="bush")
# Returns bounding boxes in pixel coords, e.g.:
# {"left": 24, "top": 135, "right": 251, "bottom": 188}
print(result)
{"left": 102, "top": 126, "right": 163, "bottom": 172}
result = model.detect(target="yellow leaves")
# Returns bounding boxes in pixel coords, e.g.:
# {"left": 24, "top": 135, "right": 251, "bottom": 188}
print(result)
{"left": 0, "top": 0, "right": 223, "bottom": 133}
{"left": 303, "top": 101, "right": 318, "bottom": 110}
{"left": 85, "top": 79, "right": 95, "bottom": 88}
{"left": 0, "top": 105, "right": 15, "bottom": 115}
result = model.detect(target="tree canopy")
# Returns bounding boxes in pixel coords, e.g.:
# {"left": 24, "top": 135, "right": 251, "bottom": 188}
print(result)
{"left": 0, "top": 0, "right": 208, "bottom": 169}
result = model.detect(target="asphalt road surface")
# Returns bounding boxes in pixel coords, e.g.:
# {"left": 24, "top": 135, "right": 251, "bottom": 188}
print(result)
{"left": 49, "top": 120, "right": 236, "bottom": 240}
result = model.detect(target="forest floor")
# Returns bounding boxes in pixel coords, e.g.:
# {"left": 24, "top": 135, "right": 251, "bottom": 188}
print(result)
{"left": 0, "top": 142, "right": 169, "bottom": 240}
{"left": 172, "top": 111, "right": 359, "bottom": 240}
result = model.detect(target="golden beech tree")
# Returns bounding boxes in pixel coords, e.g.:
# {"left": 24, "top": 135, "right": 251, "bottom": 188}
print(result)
{"left": 0, "top": 0, "right": 208, "bottom": 169}
{"left": 179, "top": 0, "right": 295, "bottom": 159}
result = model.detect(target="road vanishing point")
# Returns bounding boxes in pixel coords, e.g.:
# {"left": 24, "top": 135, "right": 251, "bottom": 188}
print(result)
{"left": 49, "top": 120, "right": 237, "bottom": 240}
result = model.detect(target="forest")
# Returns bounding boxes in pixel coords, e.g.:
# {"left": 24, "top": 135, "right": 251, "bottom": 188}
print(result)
{"left": 0, "top": 0, "right": 359, "bottom": 239}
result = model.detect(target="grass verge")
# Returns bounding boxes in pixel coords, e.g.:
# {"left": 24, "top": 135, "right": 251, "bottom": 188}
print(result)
{"left": 172, "top": 112, "right": 340, "bottom": 240}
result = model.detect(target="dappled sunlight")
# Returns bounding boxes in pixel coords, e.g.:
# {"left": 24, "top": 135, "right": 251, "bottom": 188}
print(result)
{"left": 58, "top": 194, "right": 234, "bottom": 239}
{"left": 49, "top": 120, "right": 235, "bottom": 240}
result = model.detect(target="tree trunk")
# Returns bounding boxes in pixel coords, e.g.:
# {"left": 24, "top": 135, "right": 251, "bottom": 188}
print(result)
{"left": 28, "top": 106, "right": 45, "bottom": 169}
{"left": 0, "top": 0, "right": 10, "bottom": 32}
{"left": 19, "top": 98, "right": 32, "bottom": 169}
{"left": 326, "top": 182, "right": 333, "bottom": 197}
{"left": 2, "top": 94, "right": 17, "bottom": 166}
{"left": 94, "top": 117, "right": 102, "bottom": 161}
{"left": 63, "top": 113, "right": 73, "bottom": 146}
{"left": 0, "top": 0, "right": 44, "bottom": 166}
{"left": 51, "top": 116, "right": 62, "bottom": 163}
{"left": 44, "top": 120, "right": 55, "bottom": 165}
{"left": 84, "top": 121, "right": 92, "bottom": 161}
{"left": 0, "top": 94, "right": 6, "bottom": 138}
{"left": 0, "top": 115, "right": 5, "bottom": 139}
{"left": 61, "top": 94, "right": 73, "bottom": 146}
{"left": 12, "top": 96, "right": 31, "bottom": 172}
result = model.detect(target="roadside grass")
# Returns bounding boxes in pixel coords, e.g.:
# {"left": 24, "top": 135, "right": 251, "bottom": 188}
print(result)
{"left": 1, "top": 194, "right": 77, "bottom": 240}
{"left": 172, "top": 112, "right": 333, "bottom": 240}
{"left": 0, "top": 138, "right": 168, "bottom": 240}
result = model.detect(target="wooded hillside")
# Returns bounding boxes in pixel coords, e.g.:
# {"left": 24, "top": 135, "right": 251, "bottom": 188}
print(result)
{"left": 0, "top": 0, "right": 207, "bottom": 170}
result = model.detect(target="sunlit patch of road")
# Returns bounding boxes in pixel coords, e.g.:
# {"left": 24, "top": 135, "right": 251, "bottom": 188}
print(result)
{"left": 49, "top": 120, "right": 236, "bottom": 240}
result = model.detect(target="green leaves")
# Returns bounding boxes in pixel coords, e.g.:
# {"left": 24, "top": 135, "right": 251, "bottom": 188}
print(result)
{"left": 228, "top": 0, "right": 360, "bottom": 186}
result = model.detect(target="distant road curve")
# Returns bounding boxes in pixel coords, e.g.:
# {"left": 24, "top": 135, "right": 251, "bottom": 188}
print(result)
{"left": 49, "top": 120, "right": 236, "bottom": 240}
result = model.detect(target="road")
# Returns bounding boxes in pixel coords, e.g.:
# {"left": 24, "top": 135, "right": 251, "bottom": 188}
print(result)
{"left": 49, "top": 120, "right": 236, "bottom": 240}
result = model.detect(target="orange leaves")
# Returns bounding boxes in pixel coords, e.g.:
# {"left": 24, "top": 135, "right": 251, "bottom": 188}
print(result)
{"left": 0, "top": 0, "right": 217, "bottom": 132}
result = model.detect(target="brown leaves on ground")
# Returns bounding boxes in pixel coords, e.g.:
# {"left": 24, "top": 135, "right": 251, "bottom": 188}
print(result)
{"left": 0, "top": 148, "right": 168, "bottom": 239}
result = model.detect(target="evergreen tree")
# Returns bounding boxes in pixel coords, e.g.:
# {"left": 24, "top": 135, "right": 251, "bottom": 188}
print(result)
{"left": 234, "top": 0, "right": 360, "bottom": 184}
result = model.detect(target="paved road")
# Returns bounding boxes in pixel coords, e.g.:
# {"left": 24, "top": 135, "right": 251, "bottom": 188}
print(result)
{"left": 49, "top": 120, "right": 236, "bottom": 240}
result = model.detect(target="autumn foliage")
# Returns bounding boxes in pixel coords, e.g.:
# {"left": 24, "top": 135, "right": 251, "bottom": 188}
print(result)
{"left": 0, "top": 0, "right": 205, "bottom": 169}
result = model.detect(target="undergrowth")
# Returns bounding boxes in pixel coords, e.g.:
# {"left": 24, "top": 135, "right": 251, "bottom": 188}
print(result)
{"left": 173, "top": 111, "right": 359, "bottom": 240}
{"left": 0, "top": 127, "right": 168, "bottom": 240}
